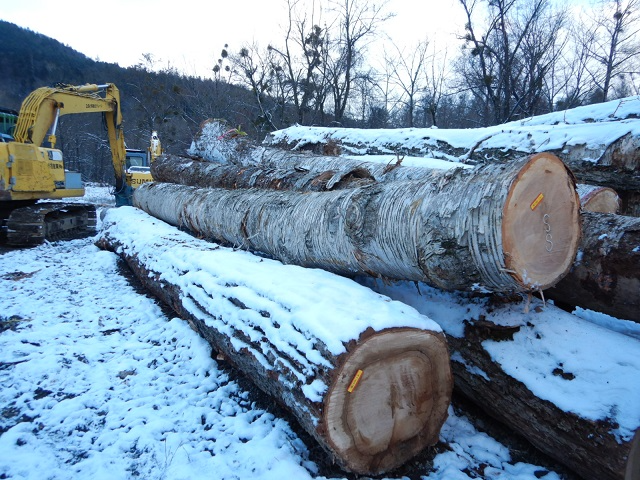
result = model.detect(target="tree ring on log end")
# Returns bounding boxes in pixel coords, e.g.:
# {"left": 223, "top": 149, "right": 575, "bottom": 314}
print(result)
{"left": 502, "top": 152, "right": 581, "bottom": 290}
{"left": 323, "top": 328, "right": 452, "bottom": 475}
{"left": 627, "top": 428, "right": 639, "bottom": 480}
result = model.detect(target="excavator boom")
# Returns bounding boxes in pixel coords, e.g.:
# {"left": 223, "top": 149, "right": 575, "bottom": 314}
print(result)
{"left": 0, "top": 83, "right": 150, "bottom": 246}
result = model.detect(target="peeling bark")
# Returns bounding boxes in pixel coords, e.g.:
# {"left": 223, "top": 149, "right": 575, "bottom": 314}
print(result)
{"left": 151, "top": 153, "right": 375, "bottom": 192}
{"left": 134, "top": 153, "right": 581, "bottom": 293}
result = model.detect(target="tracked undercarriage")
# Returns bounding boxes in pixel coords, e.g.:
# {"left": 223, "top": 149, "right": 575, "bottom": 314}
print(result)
{"left": 0, "top": 202, "right": 97, "bottom": 247}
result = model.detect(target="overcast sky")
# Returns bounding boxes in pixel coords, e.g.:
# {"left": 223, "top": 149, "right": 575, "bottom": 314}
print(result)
{"left": 2, "top": 0, "right": 465, "bottom": 78}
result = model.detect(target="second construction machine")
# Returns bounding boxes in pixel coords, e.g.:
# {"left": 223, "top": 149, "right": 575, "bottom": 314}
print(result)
{"left": 0, "top": 83, "right": 158, "bottom": 246}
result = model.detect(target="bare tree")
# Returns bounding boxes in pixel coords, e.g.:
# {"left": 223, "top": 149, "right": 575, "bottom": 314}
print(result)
{"left": 385, "top": 40, "right": 430, "bottom": 127}
{"left": 326, "top": 0, "right": 392, "bottom": 123}
{"left": 420, "top": 44, "right": 450, "bottom": 127}
{"left": 456, "top": 0, "right": 567, "bottom": 124}
{"left": 229, "top": 42, "right": 279, "bottom": 131}
{"left": 267, "top": 0, "right": 329, "bottom": 125}
{"left": 584, "top": 0, "right": 640, "bottom": 102}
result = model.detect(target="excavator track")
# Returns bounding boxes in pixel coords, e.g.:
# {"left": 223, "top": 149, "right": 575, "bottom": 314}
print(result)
{"left": 1, "top": 202, "right": 97, "bottom": 247}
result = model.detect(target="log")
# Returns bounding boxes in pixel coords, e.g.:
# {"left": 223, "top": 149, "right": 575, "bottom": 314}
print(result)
{"left": 548, "top": 211, "right": 640, "bottom": 322}
{"left": 357, "top": 277, "right": 640, "bottom": 480}
{"left": 96, "top": 206, "right": 453, "bottom": 475}
{"left": 577, "top": 184, "right": 620, "bottom": 213}
{"left": 151, "top": 153, "right": 376, "bottom": 192}
{"left": 134, "top": 152, "right": 582, "bottom": 293}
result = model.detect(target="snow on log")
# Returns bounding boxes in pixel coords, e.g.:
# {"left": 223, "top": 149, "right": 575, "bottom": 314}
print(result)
{"left": 548, "top": 211, "right": 640, "bottom": 322}
{"left": 577, "top": 184, "right": 621, "bottom": 213}
{"left": 263, "top": 97, "right": 640, "bottom": 209}
{"left": 357, "top": 278, "right": 640, "bottom": 480}
{"left": 151, "top": 153, "right": 376, "bottom": 192}
{"left": 96, "top": 206, "right": 453, "bottom": 475}
{"left": 134, "top": 152, "right": 581, "bottom": 293}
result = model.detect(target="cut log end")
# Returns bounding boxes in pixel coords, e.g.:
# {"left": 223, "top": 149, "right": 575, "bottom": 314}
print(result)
{"left": 628, "top": 429, "right": 640, "bottom": 480}
{"left": 579, "top": 185, "right": 621, "bottom": 214}
{"left": 502, "top": 153, "right": 581, "bottom": 291}
{"left": 323, "top": 328, "right": 453, "bottom": 475}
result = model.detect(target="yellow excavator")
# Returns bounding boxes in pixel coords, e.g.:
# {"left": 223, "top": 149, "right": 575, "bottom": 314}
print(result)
{"left": 0, "top": 83, "right": 159, "bottom": 246}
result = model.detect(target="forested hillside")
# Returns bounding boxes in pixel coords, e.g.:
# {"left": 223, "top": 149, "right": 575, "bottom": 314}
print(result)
{"left": 0, "top": 21, "right": 268, "bottom": 184}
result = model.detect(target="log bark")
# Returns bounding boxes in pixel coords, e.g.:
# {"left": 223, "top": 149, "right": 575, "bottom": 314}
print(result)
{"left": 151, "top": 153, "right": 376, "bottom": 192}
{"left": 577, "top": 184, "right": 620, "bottom": 213}
{"left": 446, "top": 320, "right": 640, "bottom": 480}
{"left": 134, "top": 153, "right": 582, "bottom": 293}
{"left": 548, "top": 211, "right": 640, "bottom": 322}
{"left": 96, "top": 206, "right": 453, "bottom": 475}
{"left": 358, "top": 277, "right": 640, "bottom": 480}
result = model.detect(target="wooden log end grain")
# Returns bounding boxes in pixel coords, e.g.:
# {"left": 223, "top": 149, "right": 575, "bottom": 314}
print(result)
{"left": 502, "top": 152, "right": 582, "bottom": 291}
{"left": 577, "top": 184, "right": 621, "bottom": 214}
{"left": 323, "top": 328, "right": 452, "bottom": 474}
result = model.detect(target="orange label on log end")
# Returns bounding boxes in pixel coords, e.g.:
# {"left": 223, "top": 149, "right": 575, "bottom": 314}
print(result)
{"left": 347, "top": 369, "right": 363, "bottom": 393}
{"left": 530, "top": 193, "right": 544, "bottom": 211}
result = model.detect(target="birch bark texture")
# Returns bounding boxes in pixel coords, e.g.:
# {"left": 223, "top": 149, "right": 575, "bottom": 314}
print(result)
{"left": 136, "top": 152, "right": 581, "bottom": 293}
{"left": 96, "top": 207, "right": 453, "bottom": 475}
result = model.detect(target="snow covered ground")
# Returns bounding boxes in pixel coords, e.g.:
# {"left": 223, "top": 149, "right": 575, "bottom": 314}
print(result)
{"left": 0, "top": 185, "right": 584, "bottom": 480}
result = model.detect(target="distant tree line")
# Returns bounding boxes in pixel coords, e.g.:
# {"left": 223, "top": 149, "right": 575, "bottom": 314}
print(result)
{"left": 0, "top": 0, "right": 638, "bottom": 183}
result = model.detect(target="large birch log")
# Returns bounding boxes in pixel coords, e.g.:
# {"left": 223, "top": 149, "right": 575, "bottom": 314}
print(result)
{"left": 134, "top": 152, "right": 581, "bottom": 293}
{"left": 357, "top": 278, "right": 640, "bottom": 480}
{"left": 548, "top": 211, "right": 640, "bottom": 322}
{"left": 156, "top": 152, "right": 637, "bottom": 320}
{"left": 96, "top": 206, "right": 453, "bottom": 475}
{"left": 156, "top": 152, "right": 620, "bottom": 215}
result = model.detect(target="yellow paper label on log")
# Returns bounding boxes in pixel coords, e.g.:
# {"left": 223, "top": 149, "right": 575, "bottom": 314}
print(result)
{"left": 347, "top": 369, "right": 363, "bottom": 393}
{"left": 530, "top": 193, "right": 544, "bottom": 211}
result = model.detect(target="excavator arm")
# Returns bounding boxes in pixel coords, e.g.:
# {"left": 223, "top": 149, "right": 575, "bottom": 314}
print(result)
{"left": 0, "top": 83, "right": 145, "bottom": 246}
{"left": 12, "top": 83, "right": 127, "bottom": 191}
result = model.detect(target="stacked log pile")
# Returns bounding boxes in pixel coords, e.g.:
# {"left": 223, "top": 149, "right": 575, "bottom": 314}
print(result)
{"left": 102, "top": 106, "right": 640, "bottom": 478}
{"left": 97, "top": 206, "right": 453, "bottom": 476}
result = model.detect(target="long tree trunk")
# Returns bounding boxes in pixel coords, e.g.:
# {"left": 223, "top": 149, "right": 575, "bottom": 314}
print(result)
{"left": 548, "top": 211, "right": 640, "bottom": 322}
{"left": 136, "top": 153, "right": 581, "bottom": 293}
{"left": 154, "top": 153, "right": 638, "bottom": 321}
{"left": 96, "top": 206, "right": 453, "bottom": 475}
{"left": 155, "top": 154, "right": 620, "bottom": 214}
{"left": 358, "top": 278, "right": 640, "bottom": 480}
